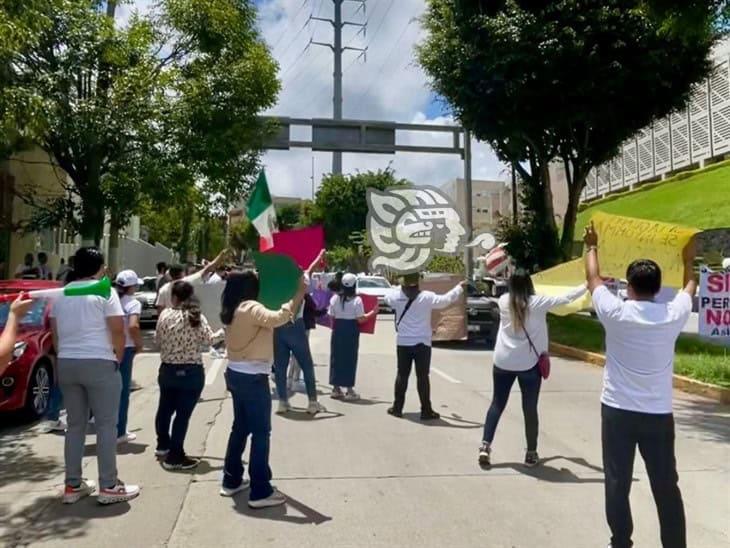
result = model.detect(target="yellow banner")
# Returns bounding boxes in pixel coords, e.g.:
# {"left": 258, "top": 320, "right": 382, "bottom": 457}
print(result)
{"left": 590, "top": 212, "right": 699, "bottom": 288}
{"left": 533, "top": 259, "right": 591, "bottom": 316}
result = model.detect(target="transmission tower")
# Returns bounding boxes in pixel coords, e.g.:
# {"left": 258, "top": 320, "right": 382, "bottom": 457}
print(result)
{"left": 310, "top": 0, "right": 368, "bottom": 174}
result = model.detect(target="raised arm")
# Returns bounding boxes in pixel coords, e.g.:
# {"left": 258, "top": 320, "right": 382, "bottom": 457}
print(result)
{"left": 305, "top": 249, "right": 326, "bottom": 277}
{"left": 584, "top": 222, "right": 603, "bottom": 293}
{"left": 534, "top": 284, "right": 588, "bottom": 311}
{"left": 681, "top": 236, "right": 698, "bottom": 297}
{"left": 250, "top": 276, "right": 307, "bottom": 328}
{"left": 430, "top": 281, "right": 466, "bottom": 310}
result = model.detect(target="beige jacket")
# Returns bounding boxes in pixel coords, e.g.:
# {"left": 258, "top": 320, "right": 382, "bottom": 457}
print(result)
{"left": 225, "top": 300, "right": 293, "bottom": 363}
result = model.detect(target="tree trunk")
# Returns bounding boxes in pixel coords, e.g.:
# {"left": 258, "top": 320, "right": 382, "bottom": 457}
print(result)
{"left": 108, "top": 214, "right": 122, "bottom": 274}
{"left": 178, "top": 206, "right": 193, "bottom": 264}
{"left": 80, "top": 192, "right": 104, "bottom": 247}
{"left": 560, "top": 171, "right": 587, "bottom": 260}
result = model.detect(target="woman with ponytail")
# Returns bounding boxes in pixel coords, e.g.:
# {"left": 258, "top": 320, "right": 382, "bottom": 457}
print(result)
{"left": 154, "top": 281, "right": 222, "bottom": 470}
{"left": 479, "top": 269, "right": 586, "bottom": 468}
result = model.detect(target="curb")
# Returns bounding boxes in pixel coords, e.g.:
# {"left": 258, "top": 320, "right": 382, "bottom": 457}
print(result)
{"left": 549, "top": 342, "right": 730, "bottom": 405}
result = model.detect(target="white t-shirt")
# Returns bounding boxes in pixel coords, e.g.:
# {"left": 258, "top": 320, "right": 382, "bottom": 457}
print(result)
{"left": 329, "top": 295, "right": 365, "bottom": 320}
{"left": 51, "top": 283, "right": 124, "bottom": 362}
{"left": 593, "top": 285, "right": 693, "bottom": 414}
{"left": 493, "top": 285, "right": 587, "bottom": 371}
{"left": 206, "top": 272, "right": 223, "bottom": 284}
{"left": 384, "top": 285, "right": 463, "bottom": 347}
{"left": 156, "top": 270, "right": 205, "bottom": 309}
{"left": 120, "top": 294, "right": 142, "bottom": 348}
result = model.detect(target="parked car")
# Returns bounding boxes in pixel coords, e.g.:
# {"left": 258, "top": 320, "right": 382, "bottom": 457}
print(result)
{"left": 135, "top": 276, "right": 159, "bottom": 325}
{"left": 0, "top": 280, "right": 58, "bottom": 418}
{"left": 466, "top": 283, "right": 500, "bottom": 342}
{"left": 356, "top": 275, "right": 393, "bottom": 313}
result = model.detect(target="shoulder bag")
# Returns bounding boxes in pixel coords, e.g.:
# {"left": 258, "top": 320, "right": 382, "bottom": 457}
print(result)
{"left": 523, "top": 328, "right": 551, "bottom": 379}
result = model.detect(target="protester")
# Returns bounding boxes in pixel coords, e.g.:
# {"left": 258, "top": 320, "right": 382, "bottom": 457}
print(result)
{"left": 154, "top": 281, "right": 222, "bottom": 470}
{"left": 115, "top": 270, "right": 144, "bottom": 444}
{"left": 156, "top": 262, "right": 169, "bottom": 292}
{"left": 219, "top": 271, "right": 306, "bottom": 507}
{"left": 584, "top": 222, "right": 696, "bottom": 548}
{"left": 15, "top": 253, "right": 39, "bottom": 279}
{"left": 156, "top": 249, "right": 227, "bottom": 311}
{"left": 56, "top": 258, "right": 72, "bottom": 283}
{"left": 478, "top": 270, "right": 587, "bottom": 467}
{"left": 50, "top": 247, "right": 140, "bottom": 504}
{"left": 37, "top": 252, "right": 52, "bottom": 280}
{"left": 286, "top": 292, "right": 324, "bottom": 395}
{"left": 0, "top": 294, "right": 34, "bottom": 376}
{"left": 272, "top": 250, "right": 326, "bottom": 415}
{"left": 384, "top": 273, "right": 465, "bottom": 420}
{"left": 328, "top": 273, "right": 376, "bottom": 400}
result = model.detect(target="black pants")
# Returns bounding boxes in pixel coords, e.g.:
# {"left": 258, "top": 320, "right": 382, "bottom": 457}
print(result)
{"left": 155, "top": 364, "right": 205, "bottom": 463}
{"left": 601, "top": 404, "right": 686, "bottom": 548}
{"left": 394, "top": 344, "right": 433, "bottom": 412}
{"left": 482, "top": 364, "right": 541, "bottom": 451}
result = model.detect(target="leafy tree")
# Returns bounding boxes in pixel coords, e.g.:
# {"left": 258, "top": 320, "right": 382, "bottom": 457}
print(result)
{"left": 420, "top": 0, "right": 716, "bottom": 266}
{"left": 426, "top": 255, "right": 465, "bottom": 275}
{"left": 308, "top": 169, "right": 409, "bottom": 248}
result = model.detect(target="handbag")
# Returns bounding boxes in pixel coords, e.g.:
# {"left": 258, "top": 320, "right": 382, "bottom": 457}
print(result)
{"left": 523, "top": 328, "right": 551, "bottom": 379}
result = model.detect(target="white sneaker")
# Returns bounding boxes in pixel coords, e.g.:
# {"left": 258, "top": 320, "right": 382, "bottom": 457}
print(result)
{"left": 276, "top": 401, "right": 290, "bottom": 415}
{"left": 219, "top": 479, "right": 250, "bottom": 497}
{"left": 154, "top": 448, "right": 170, "bottom": 458}
{"left": 307, "top": 401, "right": 326, "bottom": 415}
{"left": 62, "top": 480, "right": 96, "bottom": 504}
{"left": 117, "top": 432, "right": 137, "bottom": 444}
{"left": 248, "top": 489, "right": 286, "bottom": 509}
{"left": 97, "top": 481, "right": 140, "bottom": 505}
{"left": 344, "top": 391, "right": 360, "bottom": 401}
{"left": 40, "top": 419, "right": 67, "bottom": 433}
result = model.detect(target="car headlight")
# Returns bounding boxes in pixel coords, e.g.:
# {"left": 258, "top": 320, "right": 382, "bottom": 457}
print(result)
{"left": 12, "top": 342, "right": 27, "bottom": 360}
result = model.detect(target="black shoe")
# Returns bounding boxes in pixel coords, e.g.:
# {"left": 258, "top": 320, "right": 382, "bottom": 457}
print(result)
{"left": 162, "top": 456, "right": 200, "bottom": 471}
{"left": 524, "top": 451, "right": 539, "bottom": 467}
{"left": 387, "top": 407, "right": 403, "bottom": 418}
{"left": 420, "top": 409, "right": 440, "bottom": 421}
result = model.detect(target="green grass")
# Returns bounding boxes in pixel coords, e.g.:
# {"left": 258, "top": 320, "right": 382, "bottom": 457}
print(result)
{"left": 548, "top": 314, "right": 730, "bottom": 388}
{"left": 576, "top": 161, "right": 730, "bottom": 231}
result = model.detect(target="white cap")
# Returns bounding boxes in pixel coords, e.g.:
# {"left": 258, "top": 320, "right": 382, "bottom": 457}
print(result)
{"left": 342, "top": 273, "right": 357, "bottom": 288}
{"left": 723, "top": 258, "right": 730, "bottom": 270}
{"left": 115, "top": 269, "right": 144, "bottom": 288}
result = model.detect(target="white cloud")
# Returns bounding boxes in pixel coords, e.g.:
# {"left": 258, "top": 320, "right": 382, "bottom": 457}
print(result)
{"left": 125, "top": 0, "right": 505, "bottom": 197}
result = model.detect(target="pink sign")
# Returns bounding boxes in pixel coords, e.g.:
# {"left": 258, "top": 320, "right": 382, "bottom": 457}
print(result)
{"left": 262, "top": 226, "right": 325, "bottom": 271}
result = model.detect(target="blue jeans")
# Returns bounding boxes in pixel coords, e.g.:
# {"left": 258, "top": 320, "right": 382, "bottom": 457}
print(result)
{"left": 273, "top": 319, "right": 317, "bottom": 401}
{"left": 46, "top": 383, "right": 63, "bottom": 421}
{"left": 117, "top": 347, "right": 135, "bottom": 437}
{"left": 223, "top": 369, "right": 273, "bottom": 501}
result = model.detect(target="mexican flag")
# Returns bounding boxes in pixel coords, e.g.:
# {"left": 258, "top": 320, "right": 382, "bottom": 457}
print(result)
{"left": 247, "top": 170, "right": 278, "bottom": 251}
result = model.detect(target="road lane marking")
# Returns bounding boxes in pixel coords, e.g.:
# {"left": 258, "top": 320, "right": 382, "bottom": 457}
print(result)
{"left": 206, "top": 358, "right": 226, "bottom": 386}
{"left": 431, "top": 367, "right": 462, "bottom": 384}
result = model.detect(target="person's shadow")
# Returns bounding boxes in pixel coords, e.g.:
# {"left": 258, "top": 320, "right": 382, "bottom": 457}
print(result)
{"left": 402, "top": 412, "right": 483, "bottom": 429}
{"left": 233, "top": 491, "right": 332, "bottom": 525}
{"left": 487, "top": 455, "right": 615, "bottom": 484}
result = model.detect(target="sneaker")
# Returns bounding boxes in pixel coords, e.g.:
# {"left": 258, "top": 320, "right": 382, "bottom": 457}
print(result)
{"left": 248, "top": 489, "right": 286, "bottom": 509}
{"left": 117, "top": 432, "right": 137, "bottom": 444}
{"left": 420, "top": 409, "right": 441, "bottom": 421}
{"left": 330, "top": 388, "right": 345, "bottom": 400}
{"left": 154, "top": 448, "right": 170, "bottom": 458}
{"left": 62, "top": 480, "right": 96, "bottom": 504}
{"left": 219, "top": 479, "right": 251, "bottom": 497}
{"left": 524, "top": 451, "right": 540, "bottom": 467}
{"left": 40, "top": 419, "right": 67, "bottom": 433}
{"left": 478, "top": 442, "right": 491, "bottom": 466}
{"left": 276, "top": 400, "right": 290, "bottom": 415}
{"left": 387, "top": 407, "right": 403, "bottom": 418}
{"left": 344, "top": 390, "right": 360, "bottom": 401}
{"left": 162, "top": 456, "right": 199, "bottom": 471}
{"left": 307, "top": 400, "right": 326, "bottom": 415}
{"left": 97, "top": 481, "right": 140, "bottom": 505}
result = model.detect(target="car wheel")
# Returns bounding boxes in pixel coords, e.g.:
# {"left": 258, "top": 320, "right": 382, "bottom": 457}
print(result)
{"left": 25, "top": 361, "right": 52, "bottom": 419}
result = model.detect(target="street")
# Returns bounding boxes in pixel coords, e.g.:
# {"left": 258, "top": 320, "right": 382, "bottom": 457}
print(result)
{"left": 0, "top": 319, "right": 727, "bottom": 548}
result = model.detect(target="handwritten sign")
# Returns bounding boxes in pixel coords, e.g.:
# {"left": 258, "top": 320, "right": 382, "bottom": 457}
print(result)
{"left": 590, "top": 212, "right": 699, "bottom": 288}
{"left": 532, "top": 259, "right": 591, "bottom": 316}
{"left": 699, "top": 266, "right": 730, "bottom": 338}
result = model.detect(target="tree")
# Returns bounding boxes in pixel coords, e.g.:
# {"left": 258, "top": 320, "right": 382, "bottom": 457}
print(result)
{"left": 1, "top": 0, "right": 279, "bottom": 254}
{"left": 307, "top": 169, "right": 409, "bottom": 248}
{"left": 419, "top": 0, "right": 716, "bottom": 265}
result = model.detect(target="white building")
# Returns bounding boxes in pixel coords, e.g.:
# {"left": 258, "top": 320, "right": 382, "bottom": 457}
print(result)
{"left": 440, "top": 178, "right": 512, "bottom": 235}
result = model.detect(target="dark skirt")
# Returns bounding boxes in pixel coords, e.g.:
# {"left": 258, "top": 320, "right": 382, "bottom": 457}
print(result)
{"left": 329, "top": 319, "right": 360, "bottom": 387}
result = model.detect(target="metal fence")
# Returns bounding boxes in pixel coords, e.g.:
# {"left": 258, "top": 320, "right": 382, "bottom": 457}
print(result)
{"left": 581, "top": 52, "right": 730, "bottom": 201}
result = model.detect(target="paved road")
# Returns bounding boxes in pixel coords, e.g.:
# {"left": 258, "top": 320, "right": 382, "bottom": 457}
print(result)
{"left": 0, "top": 320, "right": 728, "bottom": 547}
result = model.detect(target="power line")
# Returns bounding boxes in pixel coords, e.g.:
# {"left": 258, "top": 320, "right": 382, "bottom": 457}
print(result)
{"left": 269, "top": 0, "right": 310, "bottom": 52}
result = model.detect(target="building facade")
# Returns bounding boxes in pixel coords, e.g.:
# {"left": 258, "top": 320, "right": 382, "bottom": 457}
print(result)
{"left": 440, "top": 178, "right": 512, "bottom": 235}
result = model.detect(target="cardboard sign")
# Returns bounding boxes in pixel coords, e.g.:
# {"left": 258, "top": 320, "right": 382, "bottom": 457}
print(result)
{"left": 532, "top": 258, "right": 591, "bottom": 316}
{"left": 420, "top": 275, "right": 467, "bottom": 342}
{"left": 699, "top": 266, "right": 730, "bottom": 338}
{"left": 194, "top": 282, "right": 225, "bottom": 332}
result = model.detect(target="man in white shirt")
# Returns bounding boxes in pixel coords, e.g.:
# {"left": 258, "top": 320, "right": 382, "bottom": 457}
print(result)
{"left": 384, "top": 272, "right": 465, "bottom": 420}
{"left": 584, "top": 223, "right": 696, "bottom": 548}
{"left": 156, "top": 250, "right": 227, "bottom": 312}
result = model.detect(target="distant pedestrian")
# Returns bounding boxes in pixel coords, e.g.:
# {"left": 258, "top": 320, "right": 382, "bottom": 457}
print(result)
{"left": 286, "top": 292, "right": 325, "bottom": 394}
{"left": 584, "top": 223, "right": 696, "bottom": 548}
{"left": 15, "top": 253, "right": 39, "bottom": 279}
{"left": 51, "top": 247, "right": 140, "bottom": 505}
{"left": 154, "top": 281, "right": 222, "bottom": 470}
{"left": 384, "top": 273, "right": 465, "bottom": 420}
{"left": 115, "top": 270, "right": 144, "bottom": 444}
{"left": 37, "top": 252, "right": 52, "bottom": 280}
{"left": 329, "top": 273, "right": 376, "bottom": 401}
{"left": 478, "top": 270, "right": 586, "bottom": 467}
{"left": 156, "top": 262, "right": 168, "bottom": 292}
{"left": 156, "top": 249, "right": 227, "bottom": 312}
{"left": 219, "top": 271, "right": 306, "bottom": 508}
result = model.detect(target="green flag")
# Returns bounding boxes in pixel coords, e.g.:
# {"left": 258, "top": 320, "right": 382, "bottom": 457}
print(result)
{"left": 252, "top": 252, "right": 301, "bottom": 310}
{"left": 247, "top": 171, "right": 278, "bottom": 251}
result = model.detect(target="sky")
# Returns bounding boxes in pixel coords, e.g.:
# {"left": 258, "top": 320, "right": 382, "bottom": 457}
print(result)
{"left": 118, "top": 0, "right": 506, "bottom": 199}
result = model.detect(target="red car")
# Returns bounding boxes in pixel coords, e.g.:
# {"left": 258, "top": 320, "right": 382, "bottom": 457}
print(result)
{"left": 0, "top": 280, "right": 59, "bottom": 418}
